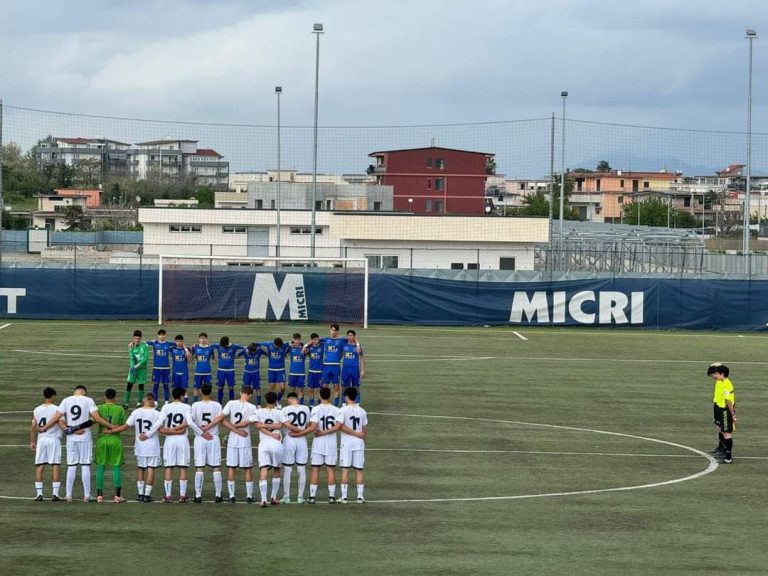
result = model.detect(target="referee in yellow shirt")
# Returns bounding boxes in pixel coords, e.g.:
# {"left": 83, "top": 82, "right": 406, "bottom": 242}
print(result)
{"left": 707, "top": 363, "right": 736, "bottom": 464}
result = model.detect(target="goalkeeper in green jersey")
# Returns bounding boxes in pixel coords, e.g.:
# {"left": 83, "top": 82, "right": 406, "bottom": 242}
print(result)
{"left": 124, "top": 329, "right": 150, "bottom": 408}
{"left": 95, "top": 389, "right": 127, "bottom": 503}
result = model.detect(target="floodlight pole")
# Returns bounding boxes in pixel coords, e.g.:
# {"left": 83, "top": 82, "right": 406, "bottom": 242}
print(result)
{"left": 0, "top": 99, "right": 4, "bottom": 235}
{"left": 275, "top": 86, "right": 282, "bottom": 257}
{"left": 744, "top": 29, "right": 757, "bottom": 253}
{"left": 549, "top": 112, "right": 555, "bottom": 235}
{"left": 310, "top": 23, "right": 324, "bottom": 259}
{"left": 559, "top": 92, "right": 568, "bottom": 240}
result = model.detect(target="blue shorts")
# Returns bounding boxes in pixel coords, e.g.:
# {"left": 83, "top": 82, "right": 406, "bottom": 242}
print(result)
{"left": 172, "top": 373, "right": 188, "bottom": 389}
{"left": 268, "top": 370, "right": 286, "bottom": 384}
{"left": 153, "top": 368, "right": 171, "bottom": 384}
{"left": 243, "top": 371, "right": 261, "bottom": 389}
{"left": 194, "top": 374, "right": 212, "bottom": 389}
{"left": 217, "top": 371, "right": 235, "bottom": 387}
{"left": 288, "top": 374, "right": 305, "bottom": 388}
{"left": 322, "top": 365, "right": 340, "bottom": 385}
{"left": 308, "top": 372, "right": 323, "bottom": 389}
{"left": 341, "top": 368, "right": 360, "bottom": 388}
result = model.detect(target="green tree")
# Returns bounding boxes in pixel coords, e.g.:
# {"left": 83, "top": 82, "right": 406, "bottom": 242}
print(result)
{"left": 194, "top": 187, "right": 215, "bottom": 208}
{"left": 62, "top": 205, "right": 87, "bottom": 231}
{"left": 1, "top": 142, "right": 43, "bottom": 197}
{"left": 595, "top": 160, "right": 612, "bottom": 173}
{"left": 485, "top": 156, "right": 497, "bottom": 175}
{"left": 621, "top": 196, "right": 698, "bottom": 227}
{"left": 73, "top": 158, "right": 102, "bottom": 188}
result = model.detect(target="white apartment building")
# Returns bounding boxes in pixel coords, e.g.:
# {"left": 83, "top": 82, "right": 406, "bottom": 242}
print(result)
{"left": 229, "top": 170, "right": 372, "bottom": 193}
{"left": 35, "top": 137, "right": 132, "bottom": 177}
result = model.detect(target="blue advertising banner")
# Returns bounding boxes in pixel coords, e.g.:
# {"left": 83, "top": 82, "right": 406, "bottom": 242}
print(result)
{"left": 1, "top": 268, "right": 767, "bottom": 331}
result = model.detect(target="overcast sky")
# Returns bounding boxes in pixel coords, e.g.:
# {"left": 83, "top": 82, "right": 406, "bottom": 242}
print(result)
{"left": 0, "top": 0, "right": 766, "bottom": 174}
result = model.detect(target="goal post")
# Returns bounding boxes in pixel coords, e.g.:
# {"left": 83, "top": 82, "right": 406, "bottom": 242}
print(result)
{"left": 158, "top": 254, "right": 368, "bottom": 328}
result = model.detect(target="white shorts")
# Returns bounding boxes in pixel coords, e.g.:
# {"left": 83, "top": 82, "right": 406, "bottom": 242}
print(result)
{"left": 282, "top": 437, "right": 308, "bottom": 466}
{"left": 35, "top": 437, "right": 61, "bottom": 465}
{"left": 163, "top": 437, "right": 190, "bottom": 468}
{"left": 258, "top": 444, "right": 284, "bottom": 469}
{"left": 66, "top": 438, "right": 92, "bottom": 466}
{"left": 339, "top": 448, "right": 365, "bottom": 470}
{"left": 194, "top": 436, "right": 222, "bottom": 468}
{"left": 226, "top": 445, "right": 253, "bottom": 469}
{"left": 311, "top": 450, "right": 338, "bottom": 467}
{"left": 136, "top": 455, "right": 162, "bottom": 469}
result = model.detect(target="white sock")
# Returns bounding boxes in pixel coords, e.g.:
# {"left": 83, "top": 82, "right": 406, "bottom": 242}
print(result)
{"left": 246, "top": 481, "right": 254, "bottom": 499}
{"left": 309, "top": 484, "right": 318, "bottom": 497}
{"left": 81, "top": 466, "right": 91, "bottom": 498}
{"left": 195, "top": 472, "right": 204, "bottom": 498}
{"left": 297, "top": 467, "right": 306, "bottom": 498}
{"left": 213, "top": 471, "right": 222, "bottom": 497}
{"left": 357, "top": 484, "right": 364, "bottom": 499}
{"left": 227, "top": 480, "right": 235, "bottom": 498}
{"left": 259, "top": 480, "right": 268, "bottom": 502}
{"left": 341, "top": 484, "right": 348, "bottom": 499}
{"left": 52, "top": 481, "right": 61, "bottom": 497}
{"left": 137, "top": 480, "right": 145, "bottom": 496}
{"left": 179, "top": 480, "right": 188, "bottom": 497}
{"left": 328, "top": 484, "right": 336, "bottom": 497}
{"left": 145, "top": 484, "right": 153, "bottom": 496}
{"left": 66, "top": 467, "right": 76, "bottom": 498}
{"left": 282, "top": 467, "right": 292, "bottom": 500}
{"left": 35, "top": 481, "right": 43, "bottom": 497}
{"left": 164, "top": 480, "right": 172, "bottom": 497}
{"left": 271, "top": 478, "right": 280, "bottom": 499}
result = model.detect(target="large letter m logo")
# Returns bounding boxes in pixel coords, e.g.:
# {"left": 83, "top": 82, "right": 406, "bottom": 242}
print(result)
{"left": 249, "top": 274, "right": 308, "bottom": 321}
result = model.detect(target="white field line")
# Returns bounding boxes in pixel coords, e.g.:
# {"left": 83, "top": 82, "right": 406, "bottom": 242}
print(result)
{"left": 12, "top": 350, "right": 124, "bottom": 359}
{"left": 513, "top": 331, "right": 528, "bottom": 340}
{"left": 0, "top": 323, "right": 11, "bottom": 331}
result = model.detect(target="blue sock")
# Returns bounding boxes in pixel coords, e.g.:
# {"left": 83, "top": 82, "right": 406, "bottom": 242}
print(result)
{"left": 152, "top": 383, "right": 159, "bottom": 400}
{"left": 277, "top": 390, "right": 284, "bottom": 402}
{"left": 217, "top": 387, "right": 224, "bottom": 403}
{"left": 300, "top": 396, "right": 305, "bottom": 405}
{"left": 163, "top": 384, "right": 170, "bottom": 402}
{"left": 256, "top": 394, "right": 262, "bottom": 406}
{"left": 228, "top": 386, "right": 235, "bottom": 401}
{"left": 356, "top": 387, "right": 361, "bottom": 403}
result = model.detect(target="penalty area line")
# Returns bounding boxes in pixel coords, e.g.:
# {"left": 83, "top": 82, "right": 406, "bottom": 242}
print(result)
{"left": 513, "top": 331, "right": 527, "bottom": 341}
{"left": 0, "top": 323, "right": 11, "bottom": 331}
{"left": 13, "top": 349, "right": 123, "bottom": 359}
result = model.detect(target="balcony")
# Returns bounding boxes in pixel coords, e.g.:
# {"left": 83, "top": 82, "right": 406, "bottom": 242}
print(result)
{"left": 366, "top": 164, "right": 386, "bottom": 175}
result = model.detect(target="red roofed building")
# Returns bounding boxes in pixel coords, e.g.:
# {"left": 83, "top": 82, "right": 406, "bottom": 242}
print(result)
{"left": 56, "top": 188, "right": 101, "bottom": 208}
{"left": 368, "top": 146, "right": 494, "bottom": 215}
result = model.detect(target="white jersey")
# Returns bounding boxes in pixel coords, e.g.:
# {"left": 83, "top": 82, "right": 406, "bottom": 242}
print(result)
{"left": 126, "top": 408, "right": 161, "bottom": 458}
{"left": 191, "top": 400, "right": 223, "bottom": 437}
{"left": 58, "top": 395, "right": 97, "bottom": 442}
{"left": 339, "top": 404, "right": 368, "bottom": 451}
{"left": 250, "top": 407, "right": 285, "bottom": 448}
{"left": 281, "top": 404, "right": 311, "bottom": 437}
{"left": 222, "top": 400, "right": 257, "bottom": 448}
{"left": 309, "top": 403, "right": 342, "bottom": 456}
{"left": 150, "top": 402, "right": 202, "bottom": 437}
{"left": 33, "top": 404, "right": 62, "bottom": 440}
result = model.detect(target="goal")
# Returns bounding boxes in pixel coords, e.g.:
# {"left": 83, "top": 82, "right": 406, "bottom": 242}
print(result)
{"left": 158, "top": 255, "right": 368, "bottom": 327}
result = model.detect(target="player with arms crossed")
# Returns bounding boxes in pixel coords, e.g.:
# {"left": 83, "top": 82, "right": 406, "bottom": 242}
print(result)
{"left": 261, "top": 337, "right": 290, "bottom": 404}
{"left": 192, "top": 383, "right": 224, "bottom": 503}
{"left": 94, "top": 388, "right": 127, "bottom": 503}
{"left": 30, "top": 387, "right": 63, "bottom": 501}
{"left": 307, "top": 387, "right": 343, "bottom": 504}
{"left": 339, "top": 387, "right": 368, "bottom": 503}
{"left": 213, "top": 336, "right": 243, "bottom": 404}
{"left": 708, "top": 363, "right": 736, "bottom": 464}
{"left": 238, "top": 343, "right": 264, "bottom": 406}
{"left": 140, "top": 387, "right": 211, "bottom": 503}
{"left": 341, "top": 330, "right": 365, "bottom": 402}
{"left": 250, "top": 391, "right": 285, "bottom": 507}
{"left": 125, "top": 330, "right": 150, "bottom": 408}
{"left": 318, "top": 324, "right": 348, "bottom": 407}
{"left": 40, "top": 385, "right": 114, "bottom": 502}
{"left": 170, "top": 334, "right": 192, "bottom": 398}
{"left": 146, "top": 329, "right": 172, "bottom": 406}
{"left": 111, "top": 393, "right": 161, "bottom": 502}
{"left": 190, "top": 332, "right": 215, "bottom": 404}
{"left": 280, "top": 391, "right": 311, "bottom": 503}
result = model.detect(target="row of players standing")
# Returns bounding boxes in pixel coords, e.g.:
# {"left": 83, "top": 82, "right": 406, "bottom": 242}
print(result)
{"left": 123, "top": 323, "right": 365, "bottom": 409}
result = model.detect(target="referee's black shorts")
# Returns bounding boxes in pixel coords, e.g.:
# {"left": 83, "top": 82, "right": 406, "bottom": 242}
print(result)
{"left": 713, "top": 404, "right": 734, "bottom": 433}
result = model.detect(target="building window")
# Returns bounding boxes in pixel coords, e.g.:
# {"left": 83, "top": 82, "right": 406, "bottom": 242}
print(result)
{"left": 684, "top": 197, "right": 691, "bottom": 207}
{"left": 425, "top": 199, "right": 433, "bottom": 212}
{"left": 596, "top": 179, "right": 601, "bottom": 192}
{"left": 643, "top": 181, "right": 650, "bottom": 189}
{"left": 270, "top": 199, "right": 275, "bottom": 209}
{"left": 467, "top": 263, "right": 479, "bottom": 270}
{"left": 426, "top": 158, "right": 433, "bottom": 168}
{"left": 435, "top": 178, "right": 444, "bottom": 191}
{"left": 427, "top": 178, "right": 432, "bottom": 190}
{"left": 367, "top": 255, "right": 399, "bottom": 269}
{"left": 222, "top": 226, "right": 246, "bottom": 233}
{"left": 326, "top": 200, "right": 333, "bottom": 210}
{"left": 373, "top": 201, "right": 382, "bottom": 211}
{"left": 499, "top": 257, "right": 516, "bottom": 270}
{"left": 451, "top": 263, "right": 464, "bottom": 270}
{"left": 632, "top": 180, "right": 639, "bottom": 192}
{"left": 620, "top": 179, "right": 625, "bottom": 188}
{"left": 435, "top": 200, "right": 444, "bottom": 213}
{"left": 289, "top": 227, "right": 323, "bottom": 235}
{"left": 169, "top": 225, "right": 202, "bottom": 233}
{"left": 519, "top": 182, "right": 526, "bottom": 190}
{"left": 255, "top": 200, "right": 263, "bottom": 209}
{"left": 315, "top": 200, "right": 323, "bottom": 210}
{"left": 45, "top": 218, "right": 55, "bottom": 230}
{"left": 435, "top": 158, "right": 445, "bottom": 169}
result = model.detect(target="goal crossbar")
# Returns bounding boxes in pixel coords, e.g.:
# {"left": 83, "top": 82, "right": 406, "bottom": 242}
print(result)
{"left": 158, "top": 254, "right": 368, "bottom": 328}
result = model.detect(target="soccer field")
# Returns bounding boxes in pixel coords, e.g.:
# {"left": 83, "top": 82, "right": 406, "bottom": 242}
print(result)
{"left": 1, "top": 321, "right": 767, "bottom": 576}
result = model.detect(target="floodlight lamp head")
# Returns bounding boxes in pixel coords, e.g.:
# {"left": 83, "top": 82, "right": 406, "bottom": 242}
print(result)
{"left": 561, "top": 91, "right": 569, "bottom": 98}
{"left": 275, "top": 86, "right": 282, "bottom": 93}
{"left": 313, "top": 23, "right": 324, "bottom": 32}
{"left": 746, "top": 29, "right": 757, "bottom": 37}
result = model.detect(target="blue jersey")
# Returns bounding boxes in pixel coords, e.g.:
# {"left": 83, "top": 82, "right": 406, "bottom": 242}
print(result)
{"left": 261, "top": 342, "right": 290, "bottom": 371}
{"left": 191, "top": 344, "right": 215, "bottom": 375}
{"left": 238, "top": 347, "right": 264, "bottom": 374}
{"left": 307, "top": 344, "right": 324, "bottom": 374}
{"left": 214, "top": 344, "right": 242, "bottom": 372}
{"left": 146, "top": 340, "right": 172, "bottom": 369}
{"left": 170, "top": 346, "right": 190, "bottom": 375}
{"left": 342, "top": 342, "right": 363, "bottom": 370}
{"left": 321, "top": 337, "right": 346, "bottom": 366}
{"left": 288, "top": 344, "right": 307, "bottom": 376}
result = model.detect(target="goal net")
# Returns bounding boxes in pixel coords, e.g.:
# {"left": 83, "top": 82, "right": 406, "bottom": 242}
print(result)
{"left": 158, "top": 255, "right": 368, "bottom": 327}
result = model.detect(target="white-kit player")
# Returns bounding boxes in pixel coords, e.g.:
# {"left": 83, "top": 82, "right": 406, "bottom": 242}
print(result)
{"left": 307, "top": 386, "right": 343, "bottom": 504}
{"left": 117, "top": 392, "right": 161, "bottom": 502}
{"left": 279, "top": 391, "right": 311, "bottom": 504}
{"left": 338, "top": 387, "right": 368, "bottom": 503}
{"left": 250, "top": 390, "right": 285, "bottom": 507}
{"left": 191, "top": 383, "right": 224, "bottom": 503}
{"left": 30, "top": 386, "right": 62, "bottom": 501}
